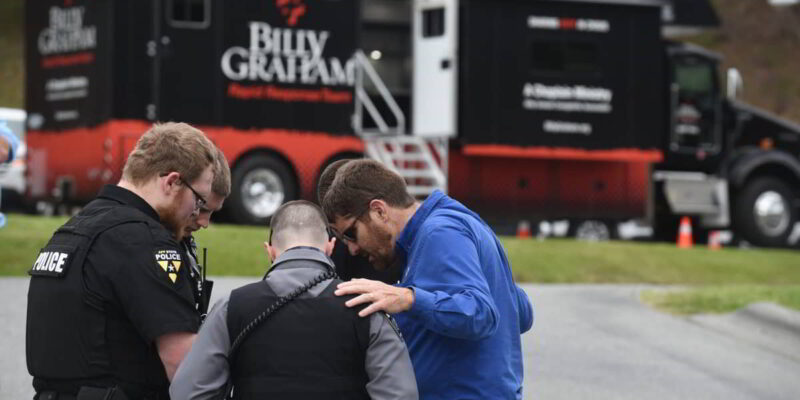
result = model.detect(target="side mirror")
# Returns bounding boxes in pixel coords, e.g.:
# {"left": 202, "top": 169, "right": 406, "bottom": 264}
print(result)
{"left": 726, "top": 68, "right": 743, "bottom": 100}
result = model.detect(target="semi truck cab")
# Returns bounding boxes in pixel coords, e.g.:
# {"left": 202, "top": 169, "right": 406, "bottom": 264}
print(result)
{"left": 656, "top": 41, "right": 800, "bottom": 247}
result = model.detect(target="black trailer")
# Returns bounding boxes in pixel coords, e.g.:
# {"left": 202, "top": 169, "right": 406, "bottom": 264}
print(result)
{"left": 407, "top": 0, "right": 800, "bottom": 246}
{"left": 25, "top": 0, "right": 370, "bottom": 224}
{"left": 23, "top": 0, "right": 800, "bottom": 246}
{"left": 458, "top": 0, "right": 664, "bottom": 150}
{"left": 26, "top": 0, "right": 361, "bottom": 133}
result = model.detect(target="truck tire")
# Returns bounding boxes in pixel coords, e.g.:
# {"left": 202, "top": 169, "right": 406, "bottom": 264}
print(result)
{"left": 734, "top": 177, "right": 797, "bottom": 247}
{"left": 569, "top": 220, "right": 616, "bottom": 241}
{"left": 228, "top": 154, "right": 297, "bottom": 225}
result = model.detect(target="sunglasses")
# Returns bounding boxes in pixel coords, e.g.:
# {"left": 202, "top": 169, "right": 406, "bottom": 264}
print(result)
{"left": 335, "top": 206, "right": 370, "bottom": 243}
{"left": 339, "top": 219, "right": 359, "bottom": 242}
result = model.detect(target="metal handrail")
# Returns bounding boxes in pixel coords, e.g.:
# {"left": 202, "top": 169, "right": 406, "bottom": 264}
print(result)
{"left": 352, "top": 50, "right": 406, "bottom": 136}
{"left": 357, "top": 89, "right": 390, "bottom": 133}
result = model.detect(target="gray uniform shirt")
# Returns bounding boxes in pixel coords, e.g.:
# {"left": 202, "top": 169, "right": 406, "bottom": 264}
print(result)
{"left": 170, "top": 247, "right": 418, "bottom": 400}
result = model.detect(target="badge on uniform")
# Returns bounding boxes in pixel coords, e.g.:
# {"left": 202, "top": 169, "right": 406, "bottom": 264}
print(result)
{"left": 154, "top": 249, "right": 182, "bottom": 283}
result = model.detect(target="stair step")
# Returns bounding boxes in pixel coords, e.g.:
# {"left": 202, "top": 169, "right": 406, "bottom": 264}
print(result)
{"left": 390, "top": 154, "right": 428, "bottom": 162}
{"left": 396, "top": 169, "right": 438, "bottom": 179}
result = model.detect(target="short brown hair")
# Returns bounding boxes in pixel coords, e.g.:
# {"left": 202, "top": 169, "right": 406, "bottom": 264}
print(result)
{"left": 122, "top": 122, "right": 216, "bottom": 185}
{"left": 316, "top": 158, "right": 354, "bottom": 204}
{"left": 212, "top": 147, "right": 231, "bottom": 197}
{"left": 322, "top": 159, "right": 415, "bottom": 221}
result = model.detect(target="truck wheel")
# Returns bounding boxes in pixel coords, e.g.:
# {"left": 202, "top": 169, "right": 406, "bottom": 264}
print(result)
{"left": 228, "top": 155, "right": 296, "bottom": 225}
{"left": 569, "top": 220, "right": 616, "bottom": 241}
{"left": 734, "top": 177, "right": 797, "bottom": 247}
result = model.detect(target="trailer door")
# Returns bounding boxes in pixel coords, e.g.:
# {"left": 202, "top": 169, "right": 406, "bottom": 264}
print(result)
{"left": 153, "top": 0, "right": 220, "bottom": 124}
{"left": 413, "top": 0, "right": 458, "bottom": 137}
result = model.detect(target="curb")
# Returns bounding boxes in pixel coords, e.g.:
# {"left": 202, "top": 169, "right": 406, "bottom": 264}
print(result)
{"left": 689, "top": 301, "right": 800, "bottom": 362}
{"left": 735, "top": 302, "right": 800, "bottom": 335}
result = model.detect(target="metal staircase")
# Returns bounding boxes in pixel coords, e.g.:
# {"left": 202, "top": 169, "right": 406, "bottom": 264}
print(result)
{"left": 352, "top": 50, "right": 448, "bottom": 197}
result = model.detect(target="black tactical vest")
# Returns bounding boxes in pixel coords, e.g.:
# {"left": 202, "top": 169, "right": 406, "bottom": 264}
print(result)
{"left": 227, "top": 274, "right": 371, "bottom": 400}
{"left": 26, "top": 201, "right": 176, "bottom": 399}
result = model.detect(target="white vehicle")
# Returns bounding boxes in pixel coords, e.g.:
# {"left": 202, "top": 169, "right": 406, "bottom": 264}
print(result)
{"left": 0, "top": 107, "right": 27, "bottom": 199}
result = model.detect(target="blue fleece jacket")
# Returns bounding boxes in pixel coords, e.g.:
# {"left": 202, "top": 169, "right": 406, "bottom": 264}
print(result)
{"left": 394, "top": 190, "right": 534, "bottom": 400}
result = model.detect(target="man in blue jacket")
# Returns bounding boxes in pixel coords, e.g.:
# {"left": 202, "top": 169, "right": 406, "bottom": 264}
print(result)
{"left": 323, "top": 159, "right": 534, "bottom": 399}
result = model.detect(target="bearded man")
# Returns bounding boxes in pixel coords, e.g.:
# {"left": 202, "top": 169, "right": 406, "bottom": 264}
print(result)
{"left": 26, "top": 122, "right": 218, "bottom": 400}
{"left": 323, "top": 159, "right": 534, "bottom": 400}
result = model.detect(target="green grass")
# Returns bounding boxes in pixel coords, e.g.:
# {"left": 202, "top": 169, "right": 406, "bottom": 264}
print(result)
{"left": 9, "top": 213, "right": 799, "bottom": 314}
{"left": 2, "top": 214, "right": 72, "bottom": 276}
{"left": 502, "top": 237, "right": 800, "bottom": 284}
{"left": 0, "top": 0, "right": 24, "bottom": 108}
{"left": 4, "top": 214, "right": 800, "bottom": 285}
{"left": 192, "top": 222, "right": 272, "bottom": 276}
{"left": 641, "top": 285, "right": 800, "bottom": 314}
{"left": 0, "top": 214, "right": 273, "bottom": 276}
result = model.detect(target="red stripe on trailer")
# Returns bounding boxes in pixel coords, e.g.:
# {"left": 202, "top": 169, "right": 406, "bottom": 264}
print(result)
{"left": 447, "top": 149, "right": 652, "bottom": 221}
{"left": 461, "top": 144, "right": 663, "bottom": 162}
{"left": 26, "top": 119, "right": 365, "bottom": 202}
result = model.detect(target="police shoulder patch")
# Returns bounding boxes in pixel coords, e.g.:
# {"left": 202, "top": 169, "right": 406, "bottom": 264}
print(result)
{"left": 154, "top": 249, "right": 183, "bottom": 284}
{"left": 381, "top": 312, "right": 404, "bottom": 342}
{"left": 29, "top": 245, "right": 76, "bottom": 278}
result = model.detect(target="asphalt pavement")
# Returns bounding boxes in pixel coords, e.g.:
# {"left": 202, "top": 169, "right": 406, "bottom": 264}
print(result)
{"left": 523, "top": 284, "right": 800, "bottom": 399}
{"left": 3, "top": 278, "right": 799, "bottom": 399}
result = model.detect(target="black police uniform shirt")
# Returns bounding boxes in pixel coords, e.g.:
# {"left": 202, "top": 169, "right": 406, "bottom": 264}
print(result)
{"left": 83, "top": 186, "right": 200, "bottom": 342}
{"left": 27, "top": 185, "right": 200, "bottom": 399}
{"left": 27, "top": 184, "right": 200, "bottom": 391}
{"left": 330, "top": 239, "right": 402, "bottom": 283}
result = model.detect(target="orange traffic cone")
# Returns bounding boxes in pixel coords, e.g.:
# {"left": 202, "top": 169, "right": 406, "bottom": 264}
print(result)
{"left": 677, "top": 217, "right": 693, "bottom": 248}
{"left": 708, "top": 231, "right": 722, "bottom": 251}
{"left": 516, "top": 220, "right": 531, "bottom": 238}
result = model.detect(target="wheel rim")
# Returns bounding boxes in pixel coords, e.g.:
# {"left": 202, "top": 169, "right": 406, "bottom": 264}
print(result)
{"left": 753, "top": 191, "right": 790, "bottom": 237}
{"left": 575, "top": 220, "right": 610, "bottom": 241}
{"left": 241, "top": 168, "right": 285, "bottom": 219}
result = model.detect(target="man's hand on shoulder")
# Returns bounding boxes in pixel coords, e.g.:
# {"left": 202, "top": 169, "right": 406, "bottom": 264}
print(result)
{"left": 335, "top": 279, "right": 415, "bottom": 317}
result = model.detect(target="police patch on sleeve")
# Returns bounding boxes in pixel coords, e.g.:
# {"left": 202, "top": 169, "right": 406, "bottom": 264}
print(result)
{"left": 154, "top": 249, "right": 182, "bottom": 283}
{"left": 29, "top": 245, "right": 76, "bottom": 278}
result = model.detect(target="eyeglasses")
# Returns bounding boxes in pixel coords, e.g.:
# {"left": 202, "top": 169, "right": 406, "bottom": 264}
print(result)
{"left": 339, "top": 219, "right": 359, "bottom": 243}
{"left": 180, "top": 178, "right": 207, "bottom": 212}
{"left": 335, "top": 207, "right": 370, "bottom": 243}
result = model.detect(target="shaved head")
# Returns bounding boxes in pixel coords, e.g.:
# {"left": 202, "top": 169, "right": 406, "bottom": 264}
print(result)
{"left": 269, "top": 200, "right": 330, "bottom": 253}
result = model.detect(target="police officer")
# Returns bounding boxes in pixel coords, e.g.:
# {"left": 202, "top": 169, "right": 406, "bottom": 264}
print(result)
{"left": 181, "top": 148, "right": 231, "bottom": 320}
{"left": 170, "top": 200, "right": 418, "bottom": 400}
{"left": 26, "top": 122, "right": 220, "bottom": 400}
